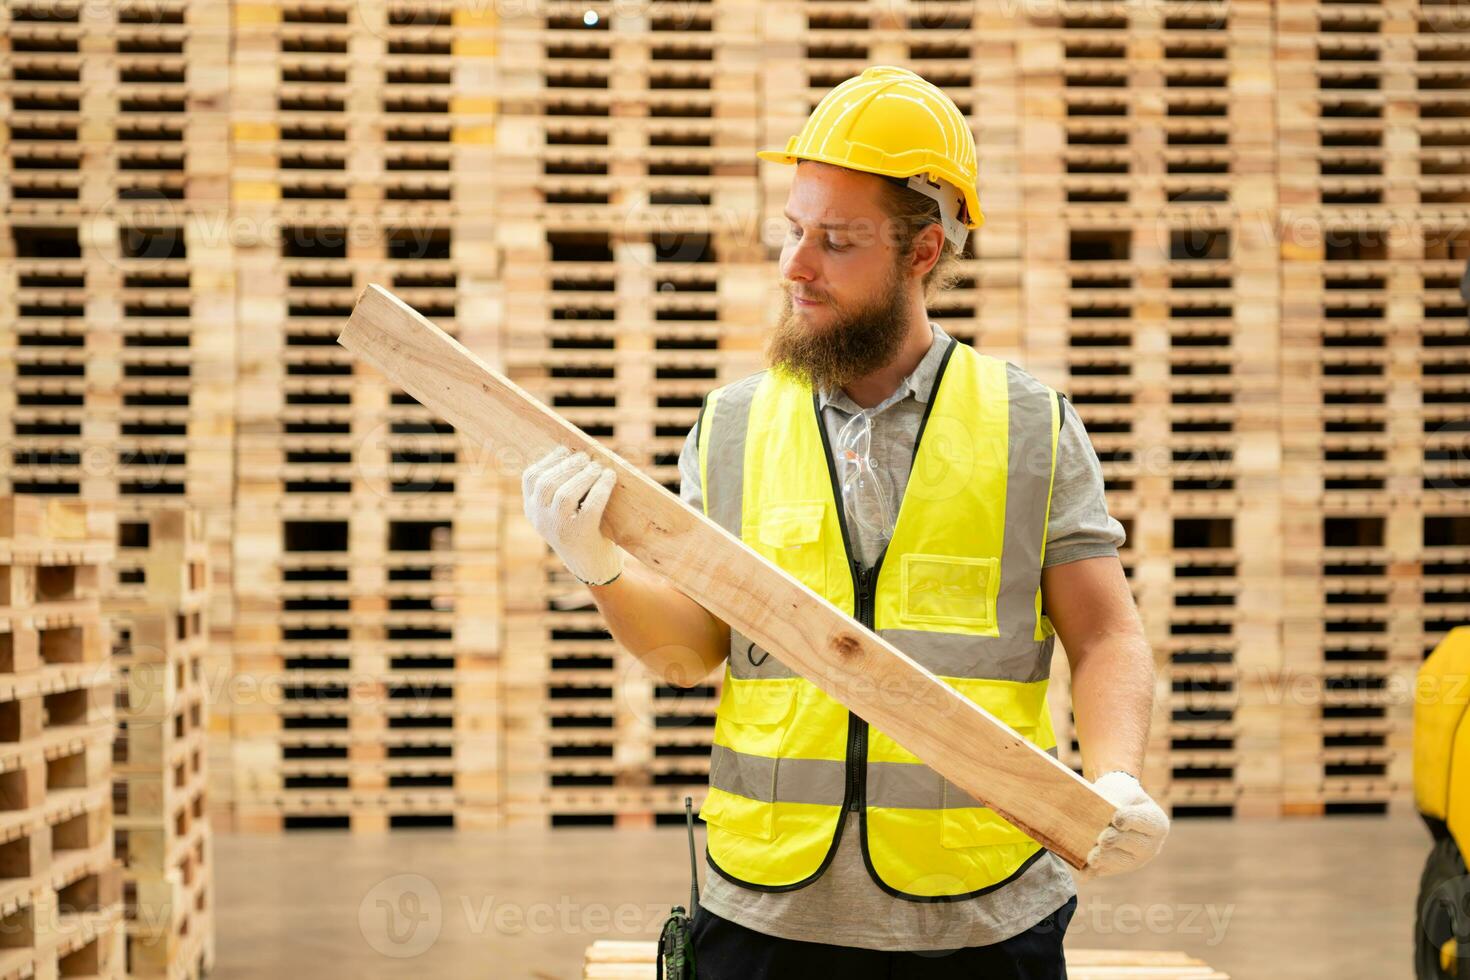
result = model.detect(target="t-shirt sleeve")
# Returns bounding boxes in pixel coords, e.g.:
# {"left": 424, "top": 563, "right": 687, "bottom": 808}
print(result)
{"left": 678, "top": 419, "right": 703, "bottom": 511}
{"left": 1043, "top": 396, "right": 1127, "bottom": 567}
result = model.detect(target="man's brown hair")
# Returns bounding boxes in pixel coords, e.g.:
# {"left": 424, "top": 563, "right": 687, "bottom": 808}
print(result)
{"left": 876, "top": 176, "right": 965, "bottom": 302}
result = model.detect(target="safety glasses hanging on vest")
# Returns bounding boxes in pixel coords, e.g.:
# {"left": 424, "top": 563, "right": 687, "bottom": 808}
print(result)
{"left": 836, "top": 408, "right": 895, "bottom": 549}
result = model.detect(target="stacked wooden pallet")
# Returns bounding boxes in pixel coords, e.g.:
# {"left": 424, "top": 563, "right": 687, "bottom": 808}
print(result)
{"left": 494, "top": 3, "right": 763, "bottom": 827}
{"left": 0, "top": 0, "right": 242, "bottom": 841}
{"left": 4, "top": 0, "right": 1463, "bottom": 836}
{"left": 105, "top": 509, "right": 214, "bottom": 979}
{"left": 582, "top": 940, "right": 1230, "bottom": 978}
{"left": 0, "top": 497, "right": 125, "bottom": 977}
{"left": 228, "top": 0, "right": 502, "bottom": 832}
{"left": 1006, "top": 0, "right": 1286, "bottom": 819}
{"left": 1274, "top": 0, "right": 1458, "bottom": 817}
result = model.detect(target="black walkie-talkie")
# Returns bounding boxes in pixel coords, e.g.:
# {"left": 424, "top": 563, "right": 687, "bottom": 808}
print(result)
{"left": 655, "top": 796, "right": 700, "bottom": 979}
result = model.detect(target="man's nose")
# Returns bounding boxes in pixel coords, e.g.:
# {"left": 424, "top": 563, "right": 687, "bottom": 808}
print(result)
{"left": 781, "top": 237, "right": 819, "bottom": 282}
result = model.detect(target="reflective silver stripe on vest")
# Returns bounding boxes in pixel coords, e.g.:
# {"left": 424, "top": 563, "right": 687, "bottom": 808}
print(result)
{"left": 710, "top": 743, "right": 1061, "bottom": 808}
{"left": 731, "top": 628, "right": 1052, "bottom": 683}
{"left": 996, "top": 362, "right": 1057, "bottom": 649}
{"left": 709, "top": 744, "right": 847, "bottom": 805}
{"left": 701, "top": 371, "right": 763, "bottom": 538}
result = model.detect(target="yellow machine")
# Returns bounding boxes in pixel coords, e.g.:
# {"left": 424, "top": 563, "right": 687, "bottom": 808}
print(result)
{"left": 1415, "top": 627, "right": 1470, "bottom": 977}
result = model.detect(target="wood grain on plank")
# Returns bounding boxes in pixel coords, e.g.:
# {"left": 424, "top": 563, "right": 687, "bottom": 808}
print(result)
{"left": 338, "top": 283, "right": 1117, "bottom": 868}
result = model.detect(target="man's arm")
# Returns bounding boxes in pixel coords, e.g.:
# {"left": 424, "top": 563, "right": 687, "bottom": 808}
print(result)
{"left": 1042, "top": 554, "right": 1154, "bottom": 780}
{"left": 588, "top": 556, "right": 729, "bottom": 688}
{"left": 1037, "top": 397, "right": 1168, "bottom": 878}
{"left": 522, "top": 425, "right": 730, "bottom": 689}
{"left": 585, "top": 420, "right": 730, "bottom": 689}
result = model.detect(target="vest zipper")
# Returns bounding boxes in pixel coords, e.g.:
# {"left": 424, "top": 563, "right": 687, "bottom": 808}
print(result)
{"left": 811, "top": 372, "right": 949, "bottom": 853}
{"left": 847, "top": 559, "right": 879, "bottom": 812}
{"left": 798, "top": 348, "right": 959, "bottom": 896}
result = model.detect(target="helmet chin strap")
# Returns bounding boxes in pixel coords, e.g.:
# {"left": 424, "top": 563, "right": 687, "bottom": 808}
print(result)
{"left": 904, "top": 172, "right": 970, "bottom": 253}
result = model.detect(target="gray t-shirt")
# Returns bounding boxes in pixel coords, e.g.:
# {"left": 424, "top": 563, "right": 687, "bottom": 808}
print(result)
{"left": 676, "top": 321, "right": 1126, "bottom": 951}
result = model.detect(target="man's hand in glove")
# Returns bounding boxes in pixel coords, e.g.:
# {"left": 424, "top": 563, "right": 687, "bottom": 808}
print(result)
{"left": 521, "top": 446, "right": 624, "bottom": 587}
{"left": 1076, "top": 770, "right": 1169, "bottom": 881}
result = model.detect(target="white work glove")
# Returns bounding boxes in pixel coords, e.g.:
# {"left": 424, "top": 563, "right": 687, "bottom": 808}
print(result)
{"left": 1076, "top": 770, "right": 1170, "bottom": 881}
{"left": 521, "top": 446, "right": 624, "bottom": 587}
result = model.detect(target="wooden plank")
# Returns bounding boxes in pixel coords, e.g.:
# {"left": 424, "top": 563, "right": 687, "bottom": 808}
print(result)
{"left": 337, "top": 284, "right": 1116, "bottom": 869}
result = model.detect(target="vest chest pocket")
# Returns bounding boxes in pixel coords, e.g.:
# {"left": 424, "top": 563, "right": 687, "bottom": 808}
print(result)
{"left": 900, "top": 553, "right": 1000, "bottom": 631}
{"left": 755, "top": 501, "right": 827, "bottom": 595}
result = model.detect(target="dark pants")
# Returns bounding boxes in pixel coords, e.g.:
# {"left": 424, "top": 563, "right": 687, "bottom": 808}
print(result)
{"left": 690, "top": 896, "right": 1076, "bottom": 978}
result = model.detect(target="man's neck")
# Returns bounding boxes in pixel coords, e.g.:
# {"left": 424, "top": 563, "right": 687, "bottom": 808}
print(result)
{"left": 840, "top": 315, "right": 933, "bottom": 410}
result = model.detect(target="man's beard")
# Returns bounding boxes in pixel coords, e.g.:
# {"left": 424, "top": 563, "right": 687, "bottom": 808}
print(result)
{"left": 764, "top": 262, "right": 913, "bottom": 395}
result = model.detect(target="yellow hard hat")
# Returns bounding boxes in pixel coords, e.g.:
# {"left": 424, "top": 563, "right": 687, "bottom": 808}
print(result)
{"left": 757, "top": 65, "right": 983, "bottom": 249}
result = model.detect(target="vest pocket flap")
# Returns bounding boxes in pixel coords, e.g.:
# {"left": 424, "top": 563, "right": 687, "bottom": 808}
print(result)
{"left": 723, "top": 679, "right": 797, "bottom": 725}
{"left": 757, "top": 501, "right": 826, "bottom": 549}
{"left": 940, "top": 805, "right": 1038, "bottom": 850}
{"left": 699, "top": 787, "right": 776, "bottom": 841}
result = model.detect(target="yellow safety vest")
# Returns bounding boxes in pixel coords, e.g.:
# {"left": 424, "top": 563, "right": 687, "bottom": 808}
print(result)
{"left": 694, "top": 336, "right": 1065, "bottom": 901}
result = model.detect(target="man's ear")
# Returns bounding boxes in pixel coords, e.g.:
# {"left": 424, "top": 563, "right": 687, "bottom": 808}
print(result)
{"left": 909, "top": 222, "right": 945, "bottom": 280}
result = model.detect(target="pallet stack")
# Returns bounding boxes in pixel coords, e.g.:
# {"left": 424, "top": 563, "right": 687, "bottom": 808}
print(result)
{"left": 228, "top": 0, "right": 502, "bottom": 832}
{"left": 3, "top": 0, "right": 1466, "bottom": 836}
{"left": 0, "top": 0, "right": 242, "bottom": 835}
{"left": 229, "top": 0, "right": 1461, "bottom": 830}
{"left": 494, "top": 2, "right": 763, "bottom": 826}
{"left": 1414, "top": 0, "right": 1470, "bottom": 817}
{"left": 1008, "top": 0, "right": 1287, "bottom": 819}
{"left": 1275, "top": 0, "right": 1467, "bottom": 817}
{"left": 0, "top": 497, "right": 125, "bottom": 977}
{"left": 105, "top": 509, "right": 213, "bottom": 979}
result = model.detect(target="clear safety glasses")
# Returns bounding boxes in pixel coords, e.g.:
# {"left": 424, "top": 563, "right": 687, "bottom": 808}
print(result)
{"left": 836, "top": 409, "right": 895, "bottom": 547}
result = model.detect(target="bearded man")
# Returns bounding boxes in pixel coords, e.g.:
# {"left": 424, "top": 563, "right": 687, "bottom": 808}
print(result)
{"left": 521, "top": 66, "right": 1168, "bottom": 977}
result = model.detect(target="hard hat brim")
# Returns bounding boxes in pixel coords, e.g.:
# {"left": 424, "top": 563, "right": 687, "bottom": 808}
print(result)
{"left": 757, "top": 148, "right": 985, "bottom": 231}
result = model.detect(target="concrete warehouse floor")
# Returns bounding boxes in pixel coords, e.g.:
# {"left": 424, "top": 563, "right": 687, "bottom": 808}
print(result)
{"left": 214, "top": 810, "right": 1424, "bottom": 979}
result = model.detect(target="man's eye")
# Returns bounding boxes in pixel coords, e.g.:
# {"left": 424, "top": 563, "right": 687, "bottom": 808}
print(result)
{"left": 826, "top": 240, "right": 850, "bottom": 252}
{"left": 787, "top": 225, "right": 802, "bottom": 240}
